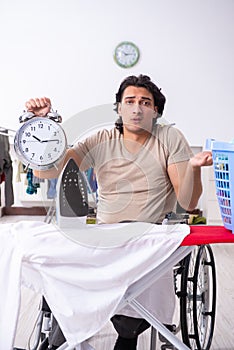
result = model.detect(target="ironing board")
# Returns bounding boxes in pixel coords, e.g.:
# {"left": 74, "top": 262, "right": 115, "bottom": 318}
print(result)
{"left": 1, "top": 223, "right": 233, "bottom": 350}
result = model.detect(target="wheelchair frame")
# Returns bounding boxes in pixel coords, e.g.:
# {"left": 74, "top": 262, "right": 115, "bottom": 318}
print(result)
{"left": 175, "top": 244, "right": 216, "bottom": 350}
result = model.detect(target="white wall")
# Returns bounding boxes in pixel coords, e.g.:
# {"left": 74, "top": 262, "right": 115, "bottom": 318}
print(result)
{"left": 1, "top": 0, "right": 234, "bottom": 147}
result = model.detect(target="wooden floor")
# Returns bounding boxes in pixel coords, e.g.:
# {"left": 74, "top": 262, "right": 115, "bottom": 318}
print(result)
{"left": 1, "top": 215, "right": 234, "bottom": 349}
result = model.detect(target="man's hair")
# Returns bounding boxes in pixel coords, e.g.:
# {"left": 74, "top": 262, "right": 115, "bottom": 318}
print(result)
{"left": 115, "top": 74, "right": 166, "bottom": 133}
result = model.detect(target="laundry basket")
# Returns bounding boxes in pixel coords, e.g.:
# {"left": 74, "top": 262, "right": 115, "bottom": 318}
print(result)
{"left": 211, "top": 140, "right": 234, "bottom": 233}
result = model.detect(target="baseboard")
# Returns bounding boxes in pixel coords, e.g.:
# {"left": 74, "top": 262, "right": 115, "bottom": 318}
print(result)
{"left": 2, "top": 206, "right": 47, "bottom": 216}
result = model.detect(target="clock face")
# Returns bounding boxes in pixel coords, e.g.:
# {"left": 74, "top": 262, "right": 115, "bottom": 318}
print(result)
{"left": 114, "top": 41, "right": 140, "bottom": 68}
{"left": 14, "top": 117, "right": 67, "bottom": 169}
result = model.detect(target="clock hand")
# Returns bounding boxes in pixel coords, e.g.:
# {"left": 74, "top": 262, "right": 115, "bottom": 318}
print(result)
{"left": 123, "top": 51, "right": 133, "bottom": 56}
{"left": 41, "top": 139, "right": 60, "bottom": 143}
{"left": 32, "top": 135, "right": 42, "bottom": 142}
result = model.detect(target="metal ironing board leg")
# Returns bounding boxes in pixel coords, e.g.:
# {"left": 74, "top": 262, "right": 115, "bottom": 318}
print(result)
{"left": 150, "top": 327, "right": 157, "bottom": 350}
{"left": 116, "top": 246, "right": 195, "bottom": 350}
{"left": 128, "top": 299, "right": 189, "bottom": 350}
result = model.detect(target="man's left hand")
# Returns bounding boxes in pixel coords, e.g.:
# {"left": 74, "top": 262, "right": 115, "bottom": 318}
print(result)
{"left": 190, "top": 151, "right": 213, "bottom": 167}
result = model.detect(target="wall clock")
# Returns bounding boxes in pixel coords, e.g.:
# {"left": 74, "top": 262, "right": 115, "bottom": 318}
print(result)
{"left": 114, "top": 41, "right": 140, "bottom": 68}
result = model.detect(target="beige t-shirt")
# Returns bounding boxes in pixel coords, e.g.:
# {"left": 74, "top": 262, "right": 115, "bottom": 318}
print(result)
{"left": 73, "top": 125, "right": 193, "bottom": 224}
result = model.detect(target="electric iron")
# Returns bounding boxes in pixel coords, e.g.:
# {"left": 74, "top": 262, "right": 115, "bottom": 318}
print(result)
{"left": 56, "top": 158, "right": 89, "bottom": 228}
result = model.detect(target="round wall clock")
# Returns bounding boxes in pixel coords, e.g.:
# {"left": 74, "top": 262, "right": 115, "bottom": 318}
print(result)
{"left": 114, "top": 41, "right": 140, "bottom": 68}
{"left": 14, "top": 117, "right": 67, "bottom": 170}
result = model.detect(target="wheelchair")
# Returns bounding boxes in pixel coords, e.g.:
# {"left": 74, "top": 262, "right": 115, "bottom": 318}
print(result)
{"left": 22, "top": 159, "right": 217, "bottom": 350}
{"left": 173, "top": 243, "right": 216, "bottom": 350}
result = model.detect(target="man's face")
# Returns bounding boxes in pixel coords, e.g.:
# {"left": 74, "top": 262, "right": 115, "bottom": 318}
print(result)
{"left": 118, "top": 86, "right": 157, "bottom": 135}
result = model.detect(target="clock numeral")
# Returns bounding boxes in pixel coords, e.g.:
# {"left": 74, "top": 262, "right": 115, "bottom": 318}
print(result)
{"left": 53, "top": 131, "right": 57, "bottom": 136}
{"left": 25, "top": 132, "right": 31, "bottom": 137}
{"left": 25, "top": 148, "right": 29, "bottom": 152}
{"left": 54, "top": 147, "right": 57, "bottom": 152}
{"left": 38, "top": 124, "right": 43, "bottom": 129}
{"left": 48, "top": 153, "right": 52, "bottom": 158}
{"left": 40, "top": 155, "right": 43, "bottom": 160}
{"left": 23, "top": 140, "right": 26, "bottom": 144}
{"left": 31, "top": 126, "right": 36, "bottom": 131}
{"left": 31, "top": 153, "right": 35, "bottom": 158}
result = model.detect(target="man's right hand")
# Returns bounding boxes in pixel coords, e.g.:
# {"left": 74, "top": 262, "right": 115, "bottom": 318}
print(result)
{"left": 25, "top": 97, "right": 51, "bottom": 117}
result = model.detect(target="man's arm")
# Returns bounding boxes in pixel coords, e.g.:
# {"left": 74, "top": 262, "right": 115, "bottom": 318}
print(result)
{"left": 33, "top": 148, "right": 82, "bottom": 179}
{"left": 24, "top": 97, "right": 82, "bottom": 179}
{"left": 168, "top": 151, "right": 213, "bottom": 211}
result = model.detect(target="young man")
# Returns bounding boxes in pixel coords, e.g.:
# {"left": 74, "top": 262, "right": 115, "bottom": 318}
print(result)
{"left": 26, "top": 74, "right": 212, "bottom": 349}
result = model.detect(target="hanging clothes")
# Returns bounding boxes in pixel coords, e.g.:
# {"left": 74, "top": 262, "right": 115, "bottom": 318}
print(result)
{"left": 0, "top": 130, "right": 14, "bottom": 207}
{"left": 26, "top": 168, "right": 41, "bottom": 195}
{"left": 47, "top": 178, "right": 57, "bottom": 199}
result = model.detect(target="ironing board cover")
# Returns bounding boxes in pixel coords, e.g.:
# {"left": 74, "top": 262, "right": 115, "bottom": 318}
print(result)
{"left": 182, "top": 225, "right": 234, "bottom": 245}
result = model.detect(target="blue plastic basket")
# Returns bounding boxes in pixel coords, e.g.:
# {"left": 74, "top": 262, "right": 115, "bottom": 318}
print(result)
{"left": 211, "top": 141, "right": 234, "bottom": 233}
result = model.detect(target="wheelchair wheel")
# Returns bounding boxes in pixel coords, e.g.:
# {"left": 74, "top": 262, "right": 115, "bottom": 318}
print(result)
{"left": 180, "top": 245, "right": 216, "bottom": 350}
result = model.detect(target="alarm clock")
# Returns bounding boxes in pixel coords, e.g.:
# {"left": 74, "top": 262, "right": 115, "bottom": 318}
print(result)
{"left": 14, "top": 116, "right": 67, "bottom": 170}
